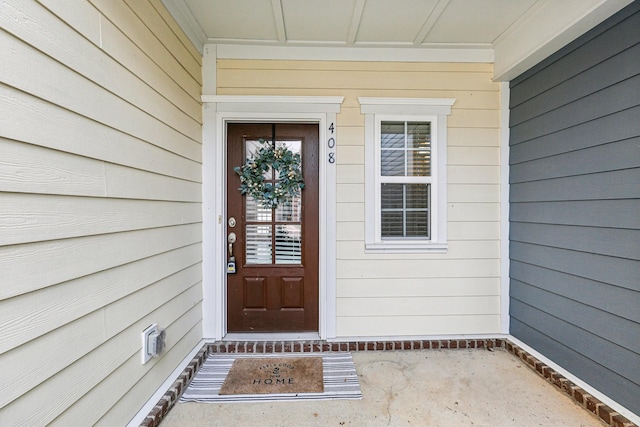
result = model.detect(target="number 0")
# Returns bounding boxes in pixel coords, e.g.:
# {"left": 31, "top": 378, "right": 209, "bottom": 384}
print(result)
{"left": 327, "top": 137, "right": 335, "bottom": 149}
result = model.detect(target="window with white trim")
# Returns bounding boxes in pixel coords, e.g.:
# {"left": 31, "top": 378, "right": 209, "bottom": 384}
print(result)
{"left": 359, "top": 98, "right": 455, "bottom": 252}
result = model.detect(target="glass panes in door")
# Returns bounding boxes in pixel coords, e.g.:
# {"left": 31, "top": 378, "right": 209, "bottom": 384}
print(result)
{"left": 244, "top": 139, "right": 303, "bottom": 265}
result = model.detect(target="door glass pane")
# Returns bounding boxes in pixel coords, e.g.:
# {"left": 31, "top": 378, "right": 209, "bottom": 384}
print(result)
{"left": 275, "top": 225, "right": 302, "bottom": 264}
{"left": 246, "top": 225, "right": 272, "bottom": 264}
{"left": 243, "top": 138, "right": 304, "bottom": 265}
{"left": 276, "top": 140, "right": 301, "bottom": 155}
{"left": 246, "top": 195, "right": 272, "bottom": 222}
{"left": 246, "top": 139, "right": 271, "bottom": 178}
{"left": 275, "top": 195, "right": 302, "bottom": 222}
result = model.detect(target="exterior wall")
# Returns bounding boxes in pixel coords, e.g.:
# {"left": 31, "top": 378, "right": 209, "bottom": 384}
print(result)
{"left": 509, "top": 2, "right": 640, "bottom": 416}
{"left": 217, "top": 59, "right": 502, "bottom": 337}
{"left": 0, "top": 1, "right": 202, "bottom": 425}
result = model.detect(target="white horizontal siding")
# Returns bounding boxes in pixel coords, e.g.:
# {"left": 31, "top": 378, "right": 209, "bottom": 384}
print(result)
{"left": 0, "top": 0, "right": 202, "bottom": 425}
{"left": 1, "top": 224, "right": 201, "bottom": 300}
{"left": 337, "top": 296, "right": 500, "bottom": 317}
{"left": 0, "top": 193, "right": 201, "bottom": 245}
{"left": 337, "top": 241, "right": 500, "bottom": 260}
{"left": 338, "top": 315, "right": 501, "bottom": 337}
{"left": 218, "top": 59, "right": 501, "bottom": 338}
{"left": 337, "top": 277, "right": 500, "bottom": 298}
{"left": 0, "top": 87, "right": 201, "bottom": 182}
{"left": 0, "top": 30, "right": 200, "bottom": 161}
{"left": 0, "top": 264, "right": 201, "bottom": 409}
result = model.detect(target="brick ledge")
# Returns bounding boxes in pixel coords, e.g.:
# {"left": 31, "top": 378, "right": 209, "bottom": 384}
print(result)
{"left": 504, "top": 341, "right": 636, "bottom": 427}
{"left": 139, "top": 338, "right": 636, "bottom": 427}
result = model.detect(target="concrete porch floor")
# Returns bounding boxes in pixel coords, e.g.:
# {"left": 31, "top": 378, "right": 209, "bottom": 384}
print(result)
{"left": 160, "top": 349, "right": 605, "bottom": 426}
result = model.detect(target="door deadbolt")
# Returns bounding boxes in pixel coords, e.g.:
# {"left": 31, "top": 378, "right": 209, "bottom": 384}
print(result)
{"left": 228, "top": 217, "right": 236, "bottom": 228}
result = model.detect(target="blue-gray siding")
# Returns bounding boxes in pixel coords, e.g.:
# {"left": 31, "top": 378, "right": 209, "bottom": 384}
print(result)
{"left": 509, "top": 1, "right": 640, "bottom": 415}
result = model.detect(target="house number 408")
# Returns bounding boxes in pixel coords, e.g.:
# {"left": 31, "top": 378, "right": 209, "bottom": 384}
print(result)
{"left": 328, "top": 122, "right": 336, "bottom": 164}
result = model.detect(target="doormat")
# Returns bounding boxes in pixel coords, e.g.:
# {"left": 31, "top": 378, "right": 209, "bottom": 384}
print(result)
{"left": 180, "top": 352, "right": 362, "bottom": 403}
{"left": 219, "top": 356, "right": 323, "bottom": 395}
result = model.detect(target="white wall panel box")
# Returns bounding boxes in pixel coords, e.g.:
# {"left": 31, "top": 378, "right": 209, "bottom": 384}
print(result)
{"left": 141, "top": 324, "right": 166, "bottom": 364}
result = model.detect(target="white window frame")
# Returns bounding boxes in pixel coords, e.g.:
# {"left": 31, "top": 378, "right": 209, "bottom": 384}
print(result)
{"left": 359, "top": 97, "right": 455, "bottom": 253}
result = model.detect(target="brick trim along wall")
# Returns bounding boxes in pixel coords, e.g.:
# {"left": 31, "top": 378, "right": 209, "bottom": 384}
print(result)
{"left": 139, "top": 339, "right": 636, "bottom": 427}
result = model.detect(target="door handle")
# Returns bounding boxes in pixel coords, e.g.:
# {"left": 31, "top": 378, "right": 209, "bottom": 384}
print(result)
{"left": 227, "top": 232, "right": 237, "bottom": 274}
{"left": 228, "top": 232, "right": 236, "bottom": 257}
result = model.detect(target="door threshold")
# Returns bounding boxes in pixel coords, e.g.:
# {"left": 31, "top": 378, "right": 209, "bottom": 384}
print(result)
{"left": 223, "top": 332, "right": 321, "bottom": 342}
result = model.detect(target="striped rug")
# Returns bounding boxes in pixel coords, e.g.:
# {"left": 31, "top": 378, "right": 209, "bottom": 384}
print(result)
{"left": 180, "top": 352, "right": 362, "bottom": 403}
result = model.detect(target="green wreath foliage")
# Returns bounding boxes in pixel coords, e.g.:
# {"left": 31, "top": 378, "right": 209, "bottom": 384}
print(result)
{"left": 234, "top": 139, "right": 305, "bottom": 209}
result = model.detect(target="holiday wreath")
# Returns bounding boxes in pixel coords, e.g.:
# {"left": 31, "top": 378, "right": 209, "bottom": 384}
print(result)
{"left": 234, "top": 139, "right": 304, "bottom": 209}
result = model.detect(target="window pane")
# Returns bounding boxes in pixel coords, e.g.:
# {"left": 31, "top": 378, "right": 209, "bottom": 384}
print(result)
{"left": 275, "top": 225, "right": 301, "bottom": 264}
{"left": 380, "top": 121, "right": 431, "bottom": 177}
{"left": 381, "top": 183, "right": 403, "bottom": 209}
{"left": 381, "top": 150, "right": 405, "bottom": 176}
{"left": 407, "top": 122, "right": 430, "bottom": 149}
{"left": 406, "top": 211, "right": 429, "bottom": 237}
{"left": 407, "top": 150, "right": 430, "bottom": 176}
{"left": 381, "top": 122, "right": 405, "bottom": 148}
{"left": 381, "top": 212, "right": 403, "bottom": 237}
{"left": 246, "top": 225, "right": 272, "bottom": 264}
{"left": 406, "top": 184, "right": 428, "bottom": 209}
{"left": 381, "top": 184, "right": 430, "bottom": 239}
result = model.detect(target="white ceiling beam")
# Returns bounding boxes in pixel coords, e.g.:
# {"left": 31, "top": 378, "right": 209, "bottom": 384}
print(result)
{"left": 271, "top": 0, "right": 287, "bottom": 43}
{"left": 347, "top": 0, "right": 366, "bottom": 45}
{"left": 413, "top": 0, "right": 450, "bottom": 45}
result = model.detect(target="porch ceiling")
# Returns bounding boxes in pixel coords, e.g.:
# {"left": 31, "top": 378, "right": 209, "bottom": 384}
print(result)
{"left": 162, "top": 0, "right": 632, "bottom": 80}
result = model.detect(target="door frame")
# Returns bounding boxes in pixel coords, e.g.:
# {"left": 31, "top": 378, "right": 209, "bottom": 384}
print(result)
{"left": 202, "top": 95, "right": 344, "bottom": 341}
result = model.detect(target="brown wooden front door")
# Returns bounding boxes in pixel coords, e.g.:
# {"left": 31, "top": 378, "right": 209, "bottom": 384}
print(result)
{"left": 226, "top": 123, "right": 319, "bottom": 332}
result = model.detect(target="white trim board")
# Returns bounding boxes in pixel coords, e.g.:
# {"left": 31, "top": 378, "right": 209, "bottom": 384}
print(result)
{"left": 213, "top": 44, "right": 493, "bottom": 63}
{"left": 201, "top": 96, "right": 344, "bottom": 341}
{"left": 499, "top": 82, "right": 510, "bottom": 334}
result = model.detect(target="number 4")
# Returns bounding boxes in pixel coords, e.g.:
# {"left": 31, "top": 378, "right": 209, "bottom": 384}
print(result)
{"left": 328, "top": 123, "right": 335, "bottom": 134}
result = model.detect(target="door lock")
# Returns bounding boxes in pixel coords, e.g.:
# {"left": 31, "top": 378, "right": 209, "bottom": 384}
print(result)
{"left": 227, "top": 232, "right": 237, "bottom": 274}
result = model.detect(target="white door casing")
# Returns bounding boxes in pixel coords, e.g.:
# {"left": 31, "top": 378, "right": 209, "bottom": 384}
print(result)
{"left": 201, "top": 96, "right": 344, "bottom": 340}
